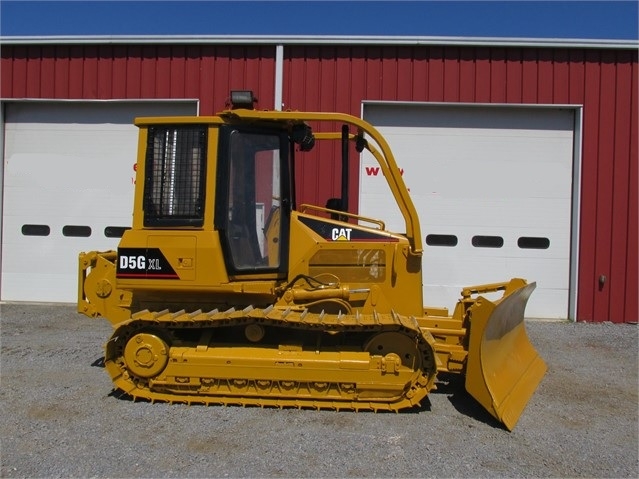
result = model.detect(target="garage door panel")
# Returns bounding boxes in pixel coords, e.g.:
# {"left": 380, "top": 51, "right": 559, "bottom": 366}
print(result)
{"left": 381, "top": 135, "right": 573, "bottom": 201}
{"left": 423, "top": 255, "right": 569, "bottom": 318}
{"left": 3, "top": 214, "right": 128, "bottom": 245}
{"left": 2, "top": 272, "right": 73, "bottom": 303}
{"left": 365, "top": 174, "right": 572, "bottom": 224}
{"left": 526, "top": 289, "right": 569, "bottom": 318}
{"left": 5, "top": 184, "right": 134, "bottom": 220}
{"left": 2, "top": 101, "right": 197, "bottom": 302}
{"left": 395, "top": 156, "right": 571, "bottom": 201}
{"left": 367, "top": 103, "right": 574, "bottom": 130}
{"left": 362, "top": 104, "right": 574, "bottom": 318}
{"left": 418, "top": 198, "right": 571, "bottom": 225}
{"left": 6, "top": 132, "right": 138, "bottom": 187}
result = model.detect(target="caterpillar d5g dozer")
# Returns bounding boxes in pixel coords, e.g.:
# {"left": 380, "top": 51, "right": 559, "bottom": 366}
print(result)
{"left": 78, "top": 91, "right": 546, "bottom": 430}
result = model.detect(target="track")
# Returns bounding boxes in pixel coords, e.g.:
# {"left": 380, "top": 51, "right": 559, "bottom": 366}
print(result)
{"left": 104, "top": 305, "right": 439, "bottom": 411}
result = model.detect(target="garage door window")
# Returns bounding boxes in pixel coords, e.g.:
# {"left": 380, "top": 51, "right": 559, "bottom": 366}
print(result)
{"left": 471, "top": 235, "right": 504, "bottom": 248}
{"left": 21, "top": 224, "right": 51, "bottom": 236}
{"left": 143, "top": 125, "right": 207, "bottom": 227}
{"left": 62, "top": 225, "right": 92, "bottom": 237}
{"left": 518, "top": 237, "right": 551, "bottom": 249}
{"left": 426, "top": 234, "right": 458, "bottom": 247}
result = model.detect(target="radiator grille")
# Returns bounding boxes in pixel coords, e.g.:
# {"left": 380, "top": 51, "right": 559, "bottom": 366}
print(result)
{"left": 144, "top": 125, "right": 207, "bottom": 226}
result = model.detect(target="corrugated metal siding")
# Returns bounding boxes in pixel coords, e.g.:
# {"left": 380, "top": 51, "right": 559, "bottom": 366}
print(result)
{"left": 1, "top": 43, "right": 636, "bottom": 323}
{"left": 0, "top": 45, "right": 275, "bottom": 114}
{"left": 283, "top": 46, "right": 638, "bottom": 323}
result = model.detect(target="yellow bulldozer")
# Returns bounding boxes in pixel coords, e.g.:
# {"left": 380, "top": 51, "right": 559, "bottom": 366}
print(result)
{"left": 78, "top": 91, "right": 546, "bottom": 431}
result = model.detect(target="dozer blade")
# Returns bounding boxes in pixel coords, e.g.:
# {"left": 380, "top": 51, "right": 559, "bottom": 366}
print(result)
{"left": 464, "top": 282, "right": 546, "bottom": 431}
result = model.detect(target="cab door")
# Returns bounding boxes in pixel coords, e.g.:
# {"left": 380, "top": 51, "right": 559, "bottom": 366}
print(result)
{"left": 215, "top": 125, "right": 290, "bottom": 278}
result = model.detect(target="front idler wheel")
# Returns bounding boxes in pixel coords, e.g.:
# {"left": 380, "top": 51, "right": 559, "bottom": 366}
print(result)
{"left": 123, "top": 331, "right": 170, "bottom": 379}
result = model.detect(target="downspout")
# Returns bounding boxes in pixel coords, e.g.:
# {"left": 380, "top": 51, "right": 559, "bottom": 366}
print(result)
{"left": 274, "top": 44, "right": 285, "bottom": 208}
{"left": 274, "top": 44, "right": 284, "bottom": 110}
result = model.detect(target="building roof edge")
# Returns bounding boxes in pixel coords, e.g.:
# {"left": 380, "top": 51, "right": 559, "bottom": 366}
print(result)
{"left": 1, "top": 34, "right": 637, "bottom": 50}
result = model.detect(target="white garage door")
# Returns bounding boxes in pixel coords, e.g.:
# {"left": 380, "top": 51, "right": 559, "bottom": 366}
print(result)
{"left": 1, "top": 101, "right": 197, "bottom": 302}
{"left": 360, "top": 104, "right": 575, "bottom": 319}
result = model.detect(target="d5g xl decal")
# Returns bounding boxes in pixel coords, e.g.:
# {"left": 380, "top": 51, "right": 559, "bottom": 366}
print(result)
{"left": 117, "top": 248, "right": 179, "bottom": 279}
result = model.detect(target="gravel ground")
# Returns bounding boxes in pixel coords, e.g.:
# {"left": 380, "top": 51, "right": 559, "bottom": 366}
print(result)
{"left": 1, "top": 302, "right": 637, "bottom": 478}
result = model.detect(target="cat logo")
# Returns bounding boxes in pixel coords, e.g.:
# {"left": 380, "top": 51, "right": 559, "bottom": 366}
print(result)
{"left": 331, "top": 227, "right": 352, "bottom": 241}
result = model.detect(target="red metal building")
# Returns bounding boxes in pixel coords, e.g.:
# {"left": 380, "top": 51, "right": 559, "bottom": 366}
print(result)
{"left": 1, "top": 36, "right": 637, "bottom": 322}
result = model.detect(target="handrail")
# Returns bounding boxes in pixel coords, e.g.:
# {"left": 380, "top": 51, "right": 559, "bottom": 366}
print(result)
{"left": 221, "top": 109, "right": 423, "bottom": 255}
{"left": 299, "top": 203, "right": 386, "bottom": 230}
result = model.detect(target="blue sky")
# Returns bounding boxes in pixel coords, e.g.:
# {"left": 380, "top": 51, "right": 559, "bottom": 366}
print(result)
{"left": 0, "top": 1, "right": 637, "bottom": 40}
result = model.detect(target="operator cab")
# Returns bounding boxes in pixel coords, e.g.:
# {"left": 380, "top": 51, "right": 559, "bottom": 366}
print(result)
{"left": 139, "top": 91, "right": 317, "bottom": 279}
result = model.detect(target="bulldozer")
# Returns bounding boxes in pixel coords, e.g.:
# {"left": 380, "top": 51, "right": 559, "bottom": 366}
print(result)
{"left": 78, "top": 91, "right": 546, "bottom": 431}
